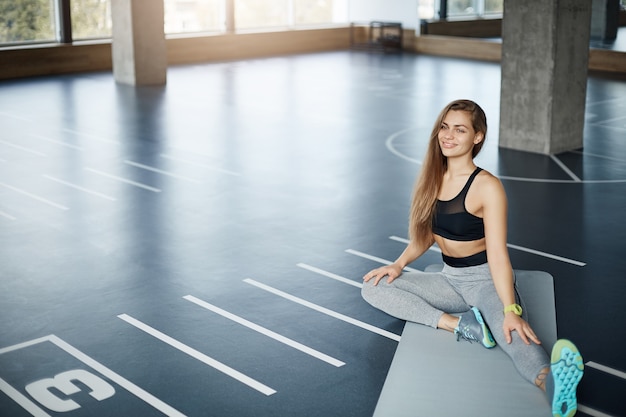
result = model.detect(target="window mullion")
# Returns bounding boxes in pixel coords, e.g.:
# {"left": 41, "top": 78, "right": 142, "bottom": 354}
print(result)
{"left": 55, "top": 0, "right": 73, "bottom": 43}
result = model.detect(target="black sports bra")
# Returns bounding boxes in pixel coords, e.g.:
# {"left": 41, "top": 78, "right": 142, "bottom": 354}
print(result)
{"left": 432, "top": 167, "right": 485, "bottom": 241}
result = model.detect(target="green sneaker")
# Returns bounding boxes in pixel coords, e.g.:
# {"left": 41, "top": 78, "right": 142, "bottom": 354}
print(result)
{"left": 550, "top": 339, "right": 584, "bottom": 417}
{"left": 454, "top": 306, "right": 496, "bottom": 349}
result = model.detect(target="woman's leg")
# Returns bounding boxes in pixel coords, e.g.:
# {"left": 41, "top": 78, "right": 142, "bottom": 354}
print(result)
{"left": 361, "top": 271, "right": 469, "bottom": 329}
{"left": 455, "top": 272, "right": 551, "bottom": 384}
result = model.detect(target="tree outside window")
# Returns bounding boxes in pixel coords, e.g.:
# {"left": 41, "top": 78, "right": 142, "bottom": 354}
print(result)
{"left": 0, "top": 0, "right": 348, "bottom": 46}
{"left": 71, "top": 0, "right": 112, "bottom": 40}
{"left": 0, "top": 0, "right": 55, "bottom": 44}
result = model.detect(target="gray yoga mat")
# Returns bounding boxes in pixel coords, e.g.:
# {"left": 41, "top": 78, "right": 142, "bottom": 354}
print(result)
{"left": 373, "top": 267, "right": 556, "bottom": 417}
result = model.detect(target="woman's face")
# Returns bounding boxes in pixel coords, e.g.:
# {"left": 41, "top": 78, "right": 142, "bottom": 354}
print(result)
{"left": 437, "top": 110, "right": 483, "bottom": 158}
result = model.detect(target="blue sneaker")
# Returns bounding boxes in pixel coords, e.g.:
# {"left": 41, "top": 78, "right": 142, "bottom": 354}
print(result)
{"left": 454, "top": 306, "right": 496, "bottom": 349}
{"left": 550, "top": 339, "right": 584, "bottom": 417}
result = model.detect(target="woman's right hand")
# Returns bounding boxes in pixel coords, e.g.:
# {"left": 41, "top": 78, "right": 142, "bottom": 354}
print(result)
{"left": 363, "top": 264, "right": 403, "bottom": 286}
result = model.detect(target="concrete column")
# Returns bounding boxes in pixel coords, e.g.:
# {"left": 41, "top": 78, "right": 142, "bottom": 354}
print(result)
{"left": 225, "top": 0, "right": 235, "bottom": 33}
{"left": 111, "top": 0, "right": 167, "bottom": 86}
{"left": 499, "top": 0, "right": 592, "bottom": 155}
{"left": 591, "top": 0, "right": 620, "bottom": 42}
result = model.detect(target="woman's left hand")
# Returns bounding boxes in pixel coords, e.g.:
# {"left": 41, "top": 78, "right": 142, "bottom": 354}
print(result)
{"left": 502, "top": 313, "right": 541, "bottom": 345}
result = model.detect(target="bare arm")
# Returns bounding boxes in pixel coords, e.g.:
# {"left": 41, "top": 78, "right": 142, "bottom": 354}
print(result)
{"left": 481, "top": 175, "right": 540, "bottom": 345}
{"left": 363, "top": 236, "right": 434, "bottom": 285}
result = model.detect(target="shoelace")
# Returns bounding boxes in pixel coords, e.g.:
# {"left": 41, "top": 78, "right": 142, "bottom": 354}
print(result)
{"left": 455, "top": 324, "right": 478, "bottom": 344}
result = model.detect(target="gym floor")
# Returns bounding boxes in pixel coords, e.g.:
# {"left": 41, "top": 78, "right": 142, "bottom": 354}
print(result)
{"left": 0, "top": 50, "right": 624, "bottom": 417}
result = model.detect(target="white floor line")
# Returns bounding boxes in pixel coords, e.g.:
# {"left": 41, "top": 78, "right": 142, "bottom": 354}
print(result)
{"left": 117, "top": 314, "right": 276, "bottom": 396}
{"left": 0, "top": 377, "right": 50, "bottom": 417}
{"left": 43, "top": 175, "right": 116, "bottom": 201}
{"left": 49, "top": 335, "right": 187, "bottom": 417}
{"left": 0, "top": 210, "right": 16, "bottom": 220}
{"left": 62, "top": 128, "right": 120, "bottom": 145}
{"left": 389, "top": 236, "right": 442, "bottom": 254}
{"left": 30, "top": 134, "right": 83, "bottom": 150}
{"left": 183, "top": 295, "right": 345, "bottom": 367}
{"left": 569, "top": 150, "right": 626, "bottom": 164}
{"left": 0, "top": 181, "right": 68, "bottom": 210}
{"left": 124, "top": 160, "right": 201, "bottom": 183}
{"left": 344, "top": 249, "right": 418, "bottom": 272}
{"left": 586, "top": 361, "right": 626, "bottom": 380}
{"left": 159, "top": 154, "right": 241, "bottom": 176}
{"left": 550, "top": 154, "right": 581, "bottom": 182}
{"left": 506, "top": 243, "right": 586, "bottom": 267}
{"left": 0, "top": 335, "right": 187, "bottom": 417}
{"left": 385, "top": 127, "right": 423, "bottom": 165}
{"left": 577, "top": 404, "right": 616, "bottom": 417}
{"left": 84, "top": 168, "right": 161, "bottom": 193}
{"left": 0, "top": 110, "right": 31, "bottom": 122}
{"left": 243, "top": 279, "right": 401, "bottom": 342}
{"left": 297, "top": 263, "right": 363, "bottom": 288}
{"left": 389, "top": 236, "right": 586, "bottom": 267}
{"left": 0, "top": 139, "right": 47, "bottom": 156}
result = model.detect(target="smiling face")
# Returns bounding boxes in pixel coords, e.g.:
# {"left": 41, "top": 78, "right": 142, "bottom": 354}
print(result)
{"left": 438, "top": 110, "right": 484, "bottom": 159}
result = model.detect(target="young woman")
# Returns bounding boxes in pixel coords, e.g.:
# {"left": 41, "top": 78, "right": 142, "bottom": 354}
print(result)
{"left": 361, "top": 99, "right": 584, "bottom": 417}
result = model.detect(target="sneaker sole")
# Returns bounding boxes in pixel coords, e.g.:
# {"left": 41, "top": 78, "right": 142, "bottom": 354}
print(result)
{"left": 551, "top": 339, "right": 584, "bottom": 417}
{"left": 470, "top": 307, "right": 496, "bottom": 349}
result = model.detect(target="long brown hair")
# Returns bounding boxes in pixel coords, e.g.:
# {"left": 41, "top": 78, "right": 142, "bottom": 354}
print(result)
{"left": 408, "top": 99, "right": 487, "bottom": 246}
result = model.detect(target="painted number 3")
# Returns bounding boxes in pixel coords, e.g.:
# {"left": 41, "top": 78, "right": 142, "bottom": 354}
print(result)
{"left": 25, "top": 369, "right": 115, "bottom": 412}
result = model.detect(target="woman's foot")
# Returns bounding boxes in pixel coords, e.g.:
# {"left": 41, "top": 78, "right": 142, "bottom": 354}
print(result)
{"left": 549, "top": 339, "right": 584, "bottom": 417}
{"left": 454, "top": 306, "right": 496, "bottom": 349}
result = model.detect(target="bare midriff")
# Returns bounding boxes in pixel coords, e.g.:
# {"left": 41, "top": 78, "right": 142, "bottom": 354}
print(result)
{"left": 434, "top": 235, "right": 486, "bottom": 259}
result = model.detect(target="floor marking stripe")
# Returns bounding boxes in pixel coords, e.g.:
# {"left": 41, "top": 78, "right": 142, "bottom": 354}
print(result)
{"left": 0, "top": 336, "right": 52, "bottom": 354}
{"left": 62, "top": 128, "right": 121, "bottom": 145}
{"left": 124, "top": 160, "right": 201, "bottom": 183}
{"left": 243, "top": 279, "right": 401, "bottom": 342}
{"left": 345, "top": 249, "right": 418, "bottom": 272}
{"left": 0, "top": 181, "right": 69, "bottom": 210}
{"left": 389, "top": 236, "right": 586, "bottom": 267}
{"left": 43, "top": 175, "right": 117, "bottom": 201}
{"left": 505, "top": 244, "right": 586, "bottom": 267}
{"left": 586, "top": 361, "right": 626, "bottom": 380}
{"left": 389, "top": 236, "right": 442, "bottom": 254}
{"left": 48, "top": 335, "right": 187, "bottom": 417}
{"left": 159, "top": 154, "right": 241, "bottom": 176}
{"left": 297, "top": 263, "right": 363, "bottom": 288}
{"left": 0, "top": 139, "right": 47, "bottom": 156}
{"left": 498, "top": 176, "right": 626, "bottom": 184}
{"left": 184, "top": 295, "right": 345, "bottom": 367}
{"left": 550, "top": 155, "right": 581, "bottom": 182}
{"left": 0, "top": 110, "right": 31, "bottom": 121}
{"left": 0, "top": 335, "right": 186, "bottom": 417}
{"left": 0, "top": 210, "right": 16, "bottom": 220}
{"left": 84, "top": 168, "right": 161, "bottom": 193}
{"left": 577, "top": 404, "right": 616, "bottom": 417}
{"left": 30, "top": 134, "right": 84, "bottom": 150}
{"left": 385, "top": 127, "right": 423, "bottom": 165}
{"left": 0, "top": 377, "right": 51, "bottom": 417}
{"left": 569, "top": 150, "right": 626, "bottom": 164}
{"left": 118, "top": 314, "right": 276, "bottom": 396}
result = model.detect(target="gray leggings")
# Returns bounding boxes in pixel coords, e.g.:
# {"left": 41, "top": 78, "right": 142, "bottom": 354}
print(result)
{"left": 361, "top": 263, "right": 550, "bottom": 384}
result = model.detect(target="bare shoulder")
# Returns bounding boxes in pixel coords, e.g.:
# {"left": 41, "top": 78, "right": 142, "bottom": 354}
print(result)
{"left": 475, "top": 169, "right": 507, "bottom": 201}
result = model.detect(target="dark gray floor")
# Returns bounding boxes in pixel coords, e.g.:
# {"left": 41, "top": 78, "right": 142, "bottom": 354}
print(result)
{"left": 0, "top": 51, "right": 625, "bottom": 417}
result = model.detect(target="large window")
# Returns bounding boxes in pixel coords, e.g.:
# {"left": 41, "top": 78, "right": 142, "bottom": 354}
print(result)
{"left": 235, "top": 0, "right": 289, "bottom": 30}
{"left": 164, "top": 0, "right": 224, "bottom": 34}
{"left": 0, "top": 0, "right": 55, "bottom": 44}
{"left": 294, "top": 0, "right": 336, "bottom": 26}
{"left": 71, "top": 0, "right": 112, "bottom": 40}
{"left": 418, "top": 0, "right": 503, "bottom": 20}
{"left": 0, "top": 0, "right": 347, "bottom": 47}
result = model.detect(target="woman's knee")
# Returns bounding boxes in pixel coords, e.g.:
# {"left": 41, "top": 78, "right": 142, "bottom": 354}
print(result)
{"left": 361, "top": 279, "right": 376, "bottom": 302}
